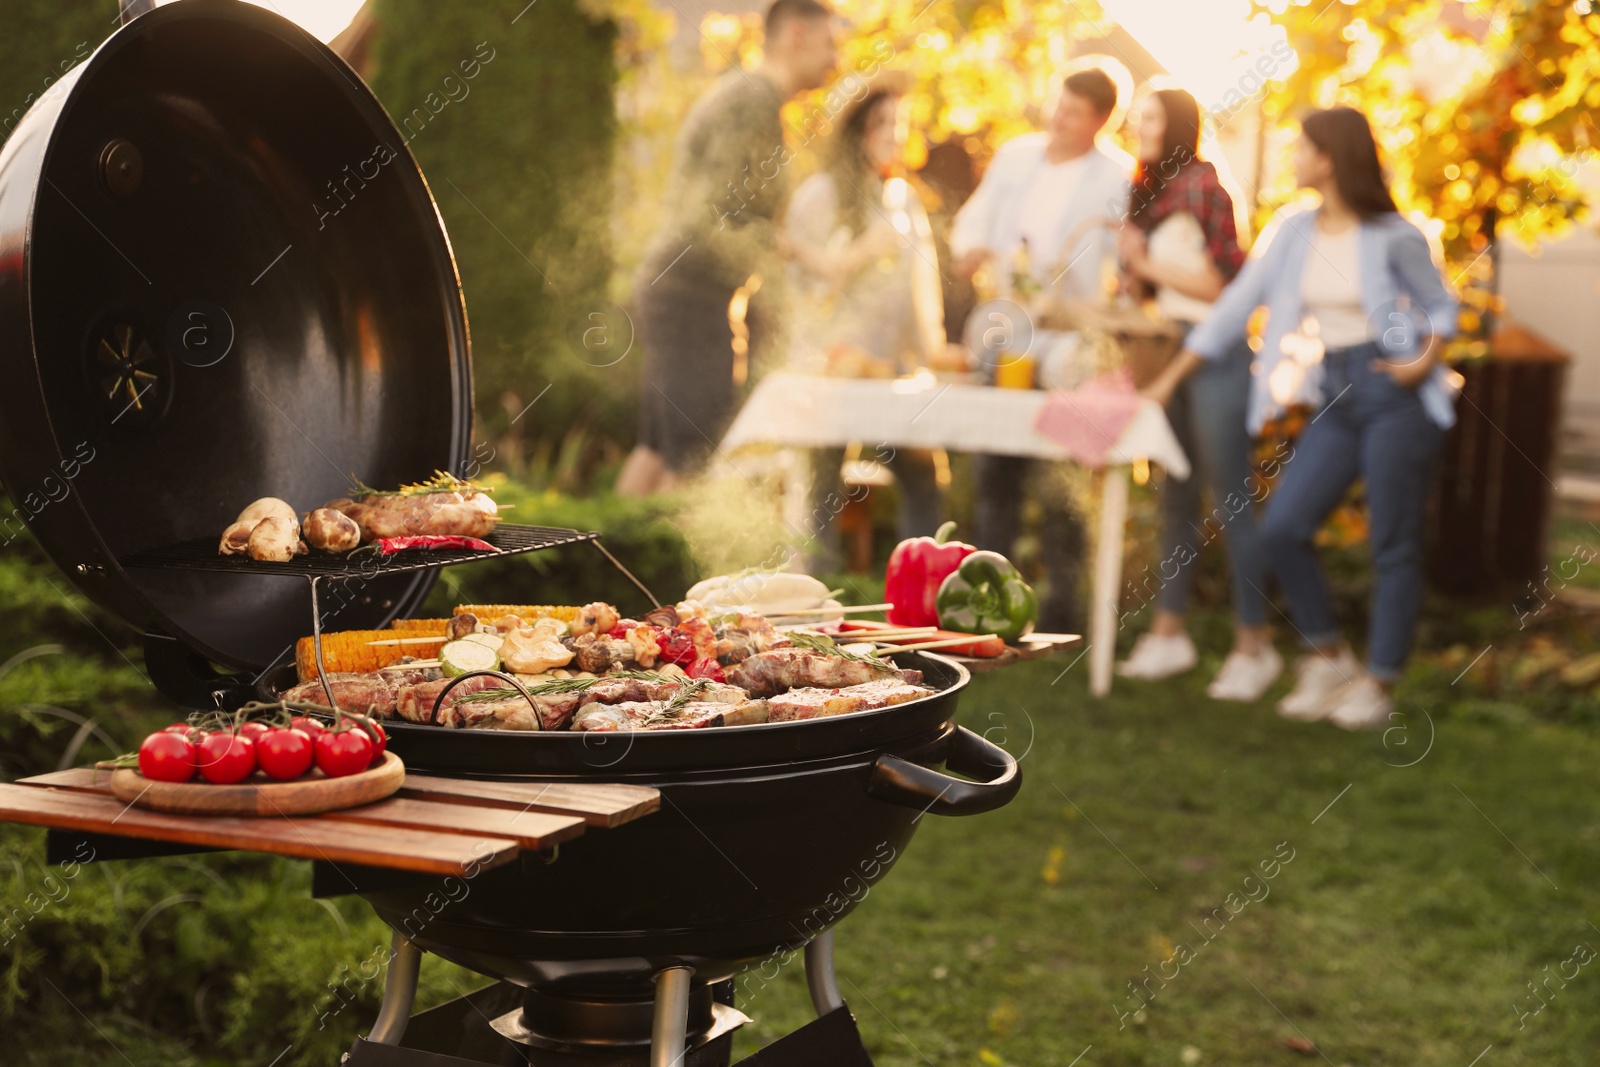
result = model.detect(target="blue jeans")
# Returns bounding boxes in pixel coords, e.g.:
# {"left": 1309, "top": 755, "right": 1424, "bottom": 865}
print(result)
{"left": 1155, "top": 336, "right": 1269, "bottom": 627}
{"left": 1257, "top": 342, "right": 1444, "bottom": 681}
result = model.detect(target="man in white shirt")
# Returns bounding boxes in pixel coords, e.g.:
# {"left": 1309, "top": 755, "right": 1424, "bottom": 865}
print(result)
{"left": 951, "top": 67, "right": 1131, "bottom": 631}
{"left": 952, "top": 67, "right": 1131, "bottom": 301}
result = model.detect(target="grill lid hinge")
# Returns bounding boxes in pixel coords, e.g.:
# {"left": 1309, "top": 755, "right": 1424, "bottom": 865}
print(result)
{"left": 142, "top": 630, "right": 256, "bottom": 709}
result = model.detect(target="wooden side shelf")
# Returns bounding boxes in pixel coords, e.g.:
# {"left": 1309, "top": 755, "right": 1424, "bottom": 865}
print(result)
{"left": 6, "top": 767, "right": 658, "bottom": 875}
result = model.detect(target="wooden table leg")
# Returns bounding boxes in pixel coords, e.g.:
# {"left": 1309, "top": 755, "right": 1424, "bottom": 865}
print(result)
{"left": 1090, "top": 466, "right": 1129, "bottom": 697}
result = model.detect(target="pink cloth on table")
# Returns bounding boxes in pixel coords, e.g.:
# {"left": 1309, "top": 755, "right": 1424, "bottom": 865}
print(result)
{"left": 1031, "top": 368, "right": 1141, "bottom": 468}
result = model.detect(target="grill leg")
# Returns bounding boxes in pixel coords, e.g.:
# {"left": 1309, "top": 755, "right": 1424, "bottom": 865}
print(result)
{"left": 805, "top": 930, "right": 845, "bottom": 1016}
{"left": 368, "top": 933, "right": 422, "bottom": 1046}
{"left": 651, "top": 965, "right": 694, "bottom": 1067}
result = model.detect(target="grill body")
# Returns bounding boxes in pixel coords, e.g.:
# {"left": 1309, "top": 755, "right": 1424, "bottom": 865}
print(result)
{"left": 364, "top": 712, "right": 962, "bottom": 994}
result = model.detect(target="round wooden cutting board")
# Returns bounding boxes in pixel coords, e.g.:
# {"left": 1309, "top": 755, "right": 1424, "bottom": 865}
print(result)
{"left": 110, "top": 752, "right": 405, "bottom": 816}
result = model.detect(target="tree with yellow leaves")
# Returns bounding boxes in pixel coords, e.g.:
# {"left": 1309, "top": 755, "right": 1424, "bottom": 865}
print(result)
{"left": 1260, "top": 0, "right": 1600, "bottom": 340}
{"left": 696, "top": 0, "right": 1116, "bottom": 176}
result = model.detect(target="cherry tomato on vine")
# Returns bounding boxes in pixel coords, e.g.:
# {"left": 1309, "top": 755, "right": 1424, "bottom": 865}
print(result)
{"left": 256, "top": 727, "right": 314, "bottom": 780}
{"left": 314, "top": 728, "right": 373, "bottom": 778}
{"left": 197, "top": 731, "right": 256, "bottom": 784}
{"left": 238, "top": 721, "right": 271, "bottom": 744}
{"left": 354, "top": 719, "right": 387, "bottom": 765}
{"left": 290, "top": 715, "right": 327, "bottom": 735}
{"left": 138, "top": 731, "right": 196, "bottom": 783}
{"left": 162, "top": 722, "right": 194, "bottom": 734}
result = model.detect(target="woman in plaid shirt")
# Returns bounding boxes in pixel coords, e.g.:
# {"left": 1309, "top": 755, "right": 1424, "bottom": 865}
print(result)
{"left": 1114, "top": 89, "right": 1282, "bottom": 702}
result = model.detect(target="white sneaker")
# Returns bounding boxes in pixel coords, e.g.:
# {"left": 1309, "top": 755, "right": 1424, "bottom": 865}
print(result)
{"left": 1277, "top": 649, "right": 1362, "bottom": 720}
{"left": 1206, "top": 646, "right": 1285, "bottom": 702}
{"left": 1116, "top": 633, "right": 1198, "bottom": 680}
{"left": 1327, "top": 676, "right": 1394, "bottom": 730}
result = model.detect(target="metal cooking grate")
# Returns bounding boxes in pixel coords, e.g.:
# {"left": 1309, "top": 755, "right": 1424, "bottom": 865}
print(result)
{"left": 119, "top": 524, "right": 599, "bottom": 580}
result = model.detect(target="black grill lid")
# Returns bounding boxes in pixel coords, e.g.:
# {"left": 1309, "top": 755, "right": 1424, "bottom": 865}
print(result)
{"left": 0, "top": 0, "right": 472, "bottom": 673}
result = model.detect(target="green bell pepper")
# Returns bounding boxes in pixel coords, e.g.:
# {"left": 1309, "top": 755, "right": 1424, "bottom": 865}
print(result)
{"left": 935, "top": 551, "right": 1038, "bottom": 644}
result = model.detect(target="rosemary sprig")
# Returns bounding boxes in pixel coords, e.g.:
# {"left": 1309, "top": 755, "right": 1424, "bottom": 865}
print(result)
{"left": 640, "top": 677, "right": 715, "bottom": 726}
{"left": 452, "top": 670, "right": 675, "bottom": 705}
{"left": 348, "top": 470, "right": 492, "bottom": 499}
{"left": 785, "top": 629, "right": 897, "bottom": 671}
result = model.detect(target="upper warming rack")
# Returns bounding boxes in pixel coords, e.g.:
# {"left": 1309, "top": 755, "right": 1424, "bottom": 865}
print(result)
{"left": 119, "top": 524, "right": 600, "bottom": 580}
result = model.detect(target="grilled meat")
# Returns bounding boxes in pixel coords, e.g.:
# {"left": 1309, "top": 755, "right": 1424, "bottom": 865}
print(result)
{"left": 689, "top": 681, "right": 771, "bottom": 724}
{"left": 439, "top": 690, "right": 572, "bottom": 730}
{"left": 443, "top": 675, "right": 713, "bottom": 732}
{"left": 395, "top": 674, "right": 504, "bottom": 724}
{"left": 725, "top": 647, "right": 903, "bottom": 698}
{"left": 710, "top": 698, "right": 770, "bottom": 726}
{"left": 766, "top": 678, "right": 932, "bottom": 722}
{"left": 377, "top": 664, "right": 445, "bottom": 687}
{"left": 457, "top": 693, "right": 570, "bottom": 731}
{"left": 569, "top": 675, "right": 772, "bottom": 731}
{"left": 573, "top": 700, "right": 729, "bottom": 732}
{"left": 331, "top": 489, "right": 498, "bottom": 541}
{"left": 713, "top": 620, "right": 781, "bottom": 666}
{"left": 584, "top": 677, "right": 685, "bottom": 703}
{"left": 280, "top": 673, "right": 400, "bottom": 716}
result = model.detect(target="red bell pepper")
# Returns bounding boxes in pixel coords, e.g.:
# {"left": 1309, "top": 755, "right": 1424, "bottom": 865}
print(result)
{"left": 686, "top": 657, "right": 725, "bottom": 682}
{"left": 884, "top": 521, "right": 976, "bottom": 628}
{"left": 657, "top": 628, "right": 698, "bottom": 665}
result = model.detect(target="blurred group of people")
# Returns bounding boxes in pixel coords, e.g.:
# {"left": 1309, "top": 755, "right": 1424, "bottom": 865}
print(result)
{"left": 618, "top": 0, "right": 1457, "bottom": 729}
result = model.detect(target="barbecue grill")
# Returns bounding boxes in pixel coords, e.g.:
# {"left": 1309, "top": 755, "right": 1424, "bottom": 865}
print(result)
{"left": 0, "top": 2, "right": 1024, "bottom": 1064}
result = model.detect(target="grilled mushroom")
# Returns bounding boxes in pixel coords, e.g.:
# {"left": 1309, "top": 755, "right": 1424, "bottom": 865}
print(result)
{"left": 218, "top": 520, "right": 254, "bottom": 556}
{"left": 302, "top": 507, "right": 361, "bottom": 552}
{"left": 246, "top": 515, "right": 307, "bottom": 562}
{"left": 235, "top": 497, "right": 297, "bottom": 527}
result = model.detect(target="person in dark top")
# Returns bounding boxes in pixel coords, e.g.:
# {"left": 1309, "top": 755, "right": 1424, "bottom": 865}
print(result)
{"left": 618, "top": 0, "right": 839, "bottom": 495}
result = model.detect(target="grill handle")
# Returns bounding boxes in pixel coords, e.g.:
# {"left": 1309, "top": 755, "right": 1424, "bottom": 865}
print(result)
{"left": 867, "top": 725, "right": 1020, "bottom": 817}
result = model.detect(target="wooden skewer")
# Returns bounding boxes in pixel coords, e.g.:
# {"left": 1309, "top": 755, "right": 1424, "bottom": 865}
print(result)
{"left": 765, "top": 603, "right": 893, "bottom": 617}
{"left": 848, "top": 628, "right": 938, "bottom": 641}
{"left": 383, "top": 659, "right": 441, "bottom": 669}
{"left": 876, "top": 634, "right": 998, "bottom": 653}
{"left": 366, "top": 635, "right": 450, "bottom": 647}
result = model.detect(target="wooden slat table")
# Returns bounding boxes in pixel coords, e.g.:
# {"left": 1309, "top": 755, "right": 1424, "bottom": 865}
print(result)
{"left": 6, "top": 766, "right": 658, "bottom": 877}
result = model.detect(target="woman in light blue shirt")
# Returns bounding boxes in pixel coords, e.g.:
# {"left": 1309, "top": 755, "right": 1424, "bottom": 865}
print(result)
{"left": 1142, "top": 107, "right": 1458, "bottom": 730}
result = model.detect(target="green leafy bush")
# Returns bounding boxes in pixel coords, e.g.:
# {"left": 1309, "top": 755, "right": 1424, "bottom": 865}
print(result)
{"left": 367, "top": 0, "right": 625, "bottom": 462}
{"left": 422, "top": 484, "right": 694, "bottom": 615}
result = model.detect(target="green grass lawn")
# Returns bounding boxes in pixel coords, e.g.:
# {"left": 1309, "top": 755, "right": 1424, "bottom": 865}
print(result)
{"left": 5, "top": 513, "right": 1600, "bottom": 1064}
{"left": 729, "top": 655, "right": 1600, "bottom": 1066}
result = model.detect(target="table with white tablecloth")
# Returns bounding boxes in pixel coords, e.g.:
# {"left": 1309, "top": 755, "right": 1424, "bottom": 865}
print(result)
{"left": 719, "top": 373, "right": 1191, "bottom": 695}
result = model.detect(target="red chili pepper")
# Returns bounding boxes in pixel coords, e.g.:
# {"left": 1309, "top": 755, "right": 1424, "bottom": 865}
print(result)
{"left": 374, "top": 535, "right": 497, "bottom": 554}
{"left": 884, "top": 521, "right": 976, "bottom": 628}
{"left": 686, "top": 657, "right": 725, "bottom": 682}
